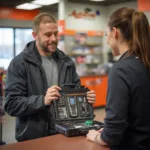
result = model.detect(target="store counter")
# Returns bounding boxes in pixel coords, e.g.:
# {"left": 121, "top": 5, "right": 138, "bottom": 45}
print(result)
{"left": 0, "top": 134, "right": 110, "bottom": 150}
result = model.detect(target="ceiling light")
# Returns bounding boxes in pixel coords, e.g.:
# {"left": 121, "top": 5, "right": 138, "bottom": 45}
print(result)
{"left": 32, "top": 0, "right": 59, "bottom": 6}
{"left": 16, "top": 3, "right": 42, "bottom": 10}
{"left": 90, "top": 0, "right": 105, "bottom": 1}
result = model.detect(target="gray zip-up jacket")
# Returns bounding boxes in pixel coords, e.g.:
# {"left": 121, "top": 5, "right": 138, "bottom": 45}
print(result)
{"left": 4, "top": 41, "right": 80, "bottom": 141}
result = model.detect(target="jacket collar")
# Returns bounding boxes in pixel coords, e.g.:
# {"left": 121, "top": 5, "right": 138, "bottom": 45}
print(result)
{"left": 22, "top": 41, "right": 73, "bottom": 66}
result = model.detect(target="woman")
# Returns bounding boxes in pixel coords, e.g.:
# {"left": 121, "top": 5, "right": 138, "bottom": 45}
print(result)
{"left": 86, "top": 7, "right": 150, "bottom": 150}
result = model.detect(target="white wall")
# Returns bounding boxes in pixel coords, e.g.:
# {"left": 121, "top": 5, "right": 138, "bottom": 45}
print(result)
{"left": 65, "top": 1, "right": 138, "bottom": 31}
{"left": 107, "top": 1, "right": 137, "bottom": 17}
{"left": 66, "top": 2, "right": 108, "bottom": 31}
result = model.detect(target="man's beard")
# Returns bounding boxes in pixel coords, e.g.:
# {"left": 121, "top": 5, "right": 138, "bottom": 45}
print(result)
{"left": 39, "top": 39, "right": 57, "bottom": 54}
{"left": 41, "top": 44, "right": 50, "bottom": 53}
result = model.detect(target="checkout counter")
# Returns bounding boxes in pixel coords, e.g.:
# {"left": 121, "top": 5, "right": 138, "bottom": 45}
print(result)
{"left": 0, "top": 134, "right": 110, "bottom": 150}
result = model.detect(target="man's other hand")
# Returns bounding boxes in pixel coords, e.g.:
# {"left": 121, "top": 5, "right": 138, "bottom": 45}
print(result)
{"left": 87, "top": 90, "right": 96, "bottom": 103}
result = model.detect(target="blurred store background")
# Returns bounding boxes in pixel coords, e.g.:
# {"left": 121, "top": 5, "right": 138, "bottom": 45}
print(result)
{"left": 0, "top": 0, "right": 149, "bottom": 145}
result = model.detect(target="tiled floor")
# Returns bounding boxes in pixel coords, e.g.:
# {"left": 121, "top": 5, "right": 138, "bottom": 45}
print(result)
{"left": 1, "top": 107, "right": 106, "bottom": 145}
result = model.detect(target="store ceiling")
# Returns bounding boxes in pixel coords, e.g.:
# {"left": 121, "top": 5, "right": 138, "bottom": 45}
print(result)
{"left": 0, "top": 0, "right": 136, "bottom": 12}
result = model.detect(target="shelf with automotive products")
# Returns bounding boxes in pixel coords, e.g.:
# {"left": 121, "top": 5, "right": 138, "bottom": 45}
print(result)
{"left": 69, "top": 43, "right": 104, "bottom": 77}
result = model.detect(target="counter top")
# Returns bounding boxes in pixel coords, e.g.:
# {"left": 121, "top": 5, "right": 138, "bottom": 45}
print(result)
{"left": 0, "top": 134, "right": 110, "bottom": 150}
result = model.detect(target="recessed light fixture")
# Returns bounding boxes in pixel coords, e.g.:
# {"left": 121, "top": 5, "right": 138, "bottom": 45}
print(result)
{"left": 32, "top": 0, "right": 59, "bottom": 6}
{"left": 16, "top": 3, "right": 42, "bottom": 10}
{"left": 90, "top": 0, "right": 105, "bottom": 1}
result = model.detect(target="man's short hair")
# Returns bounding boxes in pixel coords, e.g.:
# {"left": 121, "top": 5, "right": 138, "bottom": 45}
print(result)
{"left": 32, "top": 13, "right": 57, "bottom": 32}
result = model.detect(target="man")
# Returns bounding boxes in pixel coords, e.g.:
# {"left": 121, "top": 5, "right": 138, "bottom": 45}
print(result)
{"left": 4, "top": 13, "right": 96, "bottom": 142}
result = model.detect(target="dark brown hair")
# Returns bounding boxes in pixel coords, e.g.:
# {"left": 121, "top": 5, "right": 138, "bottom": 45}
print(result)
{"left": 108, "top": 7, "right": 150, "bottom": 68}
{"left": 32, "top": 13, "right": 57, "bottom": 33}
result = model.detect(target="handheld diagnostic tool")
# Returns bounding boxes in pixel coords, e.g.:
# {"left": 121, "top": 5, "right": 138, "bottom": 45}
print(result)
{"left": 68, "top": 96, "right": 78, "bottom": 117}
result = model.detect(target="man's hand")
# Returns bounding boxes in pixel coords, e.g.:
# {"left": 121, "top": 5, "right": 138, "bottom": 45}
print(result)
{"left": 87, "top": 90, "right": 96, "bottom": 103}
{"left": 44, "top": 85, "right": 61, "bottom": 106}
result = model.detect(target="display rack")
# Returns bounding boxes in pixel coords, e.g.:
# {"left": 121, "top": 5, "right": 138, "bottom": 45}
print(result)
{"left": 65, "top": 32, "right": 104, "bottom": 77}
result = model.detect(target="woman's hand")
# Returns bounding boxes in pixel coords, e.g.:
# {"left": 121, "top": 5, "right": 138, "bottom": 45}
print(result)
{"left": 86, "top": 129, "right": 108, "bottom": 146}
{"left": 86, "top": 129, "right": 99, "bottom": 142}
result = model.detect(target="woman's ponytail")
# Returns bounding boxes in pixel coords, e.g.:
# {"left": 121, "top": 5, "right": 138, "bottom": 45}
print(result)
{"left": 131, "top": 11, "right": 150, "bottom": 68}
